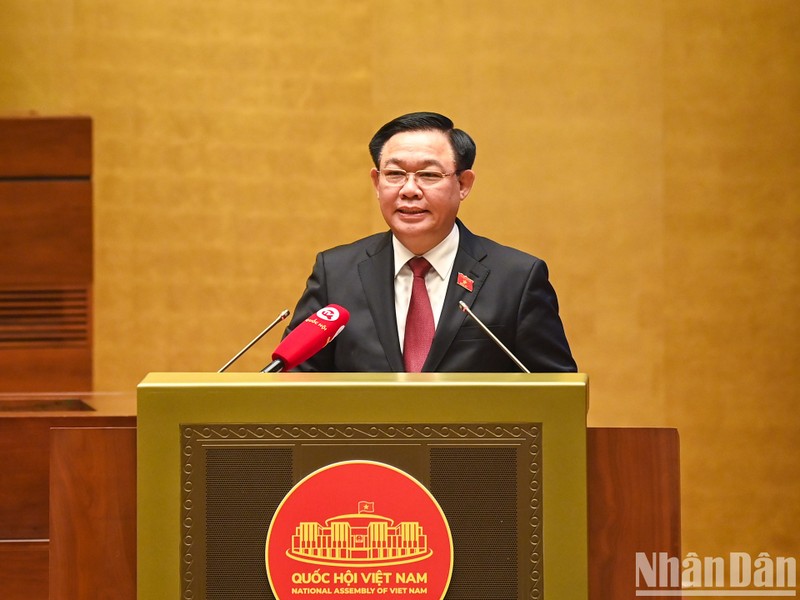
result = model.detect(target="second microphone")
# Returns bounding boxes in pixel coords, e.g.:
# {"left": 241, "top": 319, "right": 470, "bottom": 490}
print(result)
{"left": 262, "top": 304, "right": 350, "bottom": 372}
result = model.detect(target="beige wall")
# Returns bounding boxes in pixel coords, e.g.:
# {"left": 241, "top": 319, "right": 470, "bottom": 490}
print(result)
{"left": 2, "top": 0, "right": 797, "bottom": 563}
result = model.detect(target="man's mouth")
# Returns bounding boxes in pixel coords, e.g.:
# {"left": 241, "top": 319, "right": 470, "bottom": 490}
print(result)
{"left": 397, "top": 207, "right": 427, "bottom": 215}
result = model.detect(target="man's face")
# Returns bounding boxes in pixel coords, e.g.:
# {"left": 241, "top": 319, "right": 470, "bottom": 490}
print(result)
{"left": 370, "top": 129, "right": 475, "bottom": 255}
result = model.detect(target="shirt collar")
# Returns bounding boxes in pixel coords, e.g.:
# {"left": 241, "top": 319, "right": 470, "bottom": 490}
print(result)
{"left": 392, "top": 223, "right": 460, "bottom": 279}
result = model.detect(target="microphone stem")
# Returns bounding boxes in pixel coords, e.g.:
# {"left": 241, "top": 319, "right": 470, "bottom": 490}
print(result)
{"left": 261, "top": 359, "right": 284, "bottom": 373}
{"left": 458, "top": 301, "right": 531, "bottom": 373}
{"left": 218, "top": 309, "right": 290, "bottom": 372}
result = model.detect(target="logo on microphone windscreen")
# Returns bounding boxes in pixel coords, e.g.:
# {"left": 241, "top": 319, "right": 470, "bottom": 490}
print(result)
{"left": 317, "top": 306, "right": 341, "bottom": 322}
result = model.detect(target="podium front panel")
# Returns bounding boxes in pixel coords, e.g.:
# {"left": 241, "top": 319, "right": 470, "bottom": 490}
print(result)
{"left": 138, "top": 373, "right": 588, "bottom": 600}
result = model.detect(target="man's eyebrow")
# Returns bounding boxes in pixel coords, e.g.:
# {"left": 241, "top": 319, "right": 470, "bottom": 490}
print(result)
{"left": 382, "top": 158, "right": 448, "bottom": 170}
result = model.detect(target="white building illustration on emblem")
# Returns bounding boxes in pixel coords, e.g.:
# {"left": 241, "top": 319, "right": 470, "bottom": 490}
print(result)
{"left": 287, "top": 501, "right": 432, "bottom": 567}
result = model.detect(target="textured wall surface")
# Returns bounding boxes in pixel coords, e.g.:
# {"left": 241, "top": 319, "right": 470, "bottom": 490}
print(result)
{"left": 1, "top": 0, "right": 798, "bottom": 563}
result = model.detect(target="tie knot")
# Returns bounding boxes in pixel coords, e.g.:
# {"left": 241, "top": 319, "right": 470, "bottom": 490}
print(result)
{"left": 408, "top": 257, "right": 432, "bottom": 278}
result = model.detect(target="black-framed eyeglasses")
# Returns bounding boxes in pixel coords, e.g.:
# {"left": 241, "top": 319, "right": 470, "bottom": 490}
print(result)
{"left": 379, "top": 168, "right": 458, "bottom": 188}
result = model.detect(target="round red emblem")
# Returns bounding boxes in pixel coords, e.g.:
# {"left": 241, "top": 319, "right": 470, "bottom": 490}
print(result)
{"left": 265, "top": 460, "right": 453, "bottom": 600}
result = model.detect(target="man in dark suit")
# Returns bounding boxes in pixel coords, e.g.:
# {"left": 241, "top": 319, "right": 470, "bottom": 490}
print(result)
{"left": 284, "top": 112, "right": 576, "bottom": 373}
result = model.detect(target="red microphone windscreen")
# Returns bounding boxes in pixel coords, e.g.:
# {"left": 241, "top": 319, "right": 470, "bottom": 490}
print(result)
{"left": 272, "top": 304, "right": 350, "bottom": 370}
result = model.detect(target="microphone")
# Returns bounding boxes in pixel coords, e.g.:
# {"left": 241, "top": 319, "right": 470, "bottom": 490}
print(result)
{"left": 262, "top": 304, "right": 350, "bottom": 372}
{"left": 218, "top": 309, "right": 291, "bottom": 372}
{"left": 457, "top": 301, "right": 531, "bottom": 373}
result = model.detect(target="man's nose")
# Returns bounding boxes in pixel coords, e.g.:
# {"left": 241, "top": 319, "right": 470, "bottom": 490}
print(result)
{"left": 399, "top": 173, "right": 423, "bottom": 196}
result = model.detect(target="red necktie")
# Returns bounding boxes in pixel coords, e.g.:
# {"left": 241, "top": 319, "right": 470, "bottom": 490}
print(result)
{"left": 403, "top": 257, "right": 434, "bottom": 372}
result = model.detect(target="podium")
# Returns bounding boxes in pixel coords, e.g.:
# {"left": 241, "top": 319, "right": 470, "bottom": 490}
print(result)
{"left": 137, "top": 372, "right": 590, "bottom": 600}
{"left": 37, "top": 373, "right": 678, "bottom": 600}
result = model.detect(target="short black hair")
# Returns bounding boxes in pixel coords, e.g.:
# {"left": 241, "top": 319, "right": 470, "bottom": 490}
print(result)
{"left": 368, "top": 111, "right": 476, "bottom": 172}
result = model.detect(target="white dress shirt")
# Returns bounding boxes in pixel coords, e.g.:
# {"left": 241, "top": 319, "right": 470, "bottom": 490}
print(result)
{"left": 392, "top": 224, "right": 460, "bottom": 351}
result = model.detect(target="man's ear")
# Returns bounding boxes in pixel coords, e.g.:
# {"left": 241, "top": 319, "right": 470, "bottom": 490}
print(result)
{"left": 457, "top": 169, "right": 475, "bottom": 200}
{"left": 370, "top": 168, "right": 380, "bottom": 195}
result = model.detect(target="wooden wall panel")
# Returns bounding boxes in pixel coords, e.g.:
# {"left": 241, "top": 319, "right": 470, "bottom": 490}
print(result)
{"left": 49, "top": 427, "right": 137, "bottom": 600}
{"left": 0, "top": 390, "right": 134, "bottom": 600}
{"left": 0, "top": 181, "right": 92, "bottom": 284}
{"left": 0, "top": 541, "right": 48, "bottom": 600}
{"left": 0, "top": 347, "right": 92, "bottom": 394}
{"left": 0, "top": 117, "right": 91, "bottom": 177}
{"left": 0, "top": 413, "right": 135, "bottom": 540}
{"left": 0, "top": 117, "right": 93, "bottom": 392}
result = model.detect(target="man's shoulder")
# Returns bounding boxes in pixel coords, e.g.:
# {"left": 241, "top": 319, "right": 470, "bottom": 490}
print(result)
{"left": 318, "top": 230, "right": 391, "bottom": 261}
{"left": 459, "top": 222, "right": 545, "bottom": 268}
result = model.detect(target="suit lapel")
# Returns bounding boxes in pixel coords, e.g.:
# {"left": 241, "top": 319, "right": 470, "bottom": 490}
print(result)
{"left": 358, "top": 233, "right": 405, "bottom": 371}
{"left": 424, "top": 222, "right": 489, "bottom": 372}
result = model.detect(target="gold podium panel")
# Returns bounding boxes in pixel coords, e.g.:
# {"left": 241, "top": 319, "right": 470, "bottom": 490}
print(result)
{"left": 137, "top": 372, "right": 588, "bottom": 600}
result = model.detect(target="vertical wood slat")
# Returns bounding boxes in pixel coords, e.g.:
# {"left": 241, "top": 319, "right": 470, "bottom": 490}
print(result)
{"left": 587, "top": 428, "right": 682, "bottom": 600}
{"left": 49, "top": 427, "right": 137, "bottom": 600}
{"left": 0, "top": 391, "right": 134, "bottom": 600}
{"left": 0, "top": 541, "right": 49, "bottom": 600}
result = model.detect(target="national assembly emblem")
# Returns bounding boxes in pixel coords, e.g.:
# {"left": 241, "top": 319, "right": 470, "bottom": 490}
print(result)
{"left": 265, "top": 460, "right": 453, "bottom": 599}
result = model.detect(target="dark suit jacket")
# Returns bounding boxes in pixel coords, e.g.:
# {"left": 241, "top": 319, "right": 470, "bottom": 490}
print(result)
{"left": 285, "top": 220, "right": 577, "bottom": 372}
